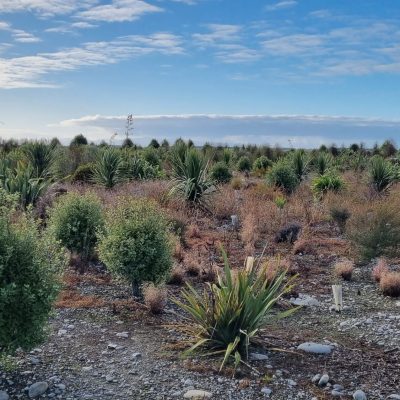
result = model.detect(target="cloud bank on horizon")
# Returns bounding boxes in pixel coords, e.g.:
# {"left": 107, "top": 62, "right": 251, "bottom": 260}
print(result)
{"left": 1, "top": 0, "right": 400, "bottom": 146}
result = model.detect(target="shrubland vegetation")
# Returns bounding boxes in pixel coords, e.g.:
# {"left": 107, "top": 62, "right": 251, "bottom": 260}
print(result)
{"left": 1, "top": 131, "right": 400, "bottom": 371}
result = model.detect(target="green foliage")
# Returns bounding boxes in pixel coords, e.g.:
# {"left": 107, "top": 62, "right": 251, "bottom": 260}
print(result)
{"left": 330, "top": 206, "right": 350, "bottom": 233}
{"left": 267, "top": 160, "right": 299, "bottom": 194}
{"left": 253, "top": 156, "right": 272, "bottom": 172}
{"left": 98, "top": 198, "right": 173, "bottom": 293}
{"left": 237, "top": 156, "right": 251, "bottom": 172}
{"left": 348, "top": 203, "right": 400, "bottom": 261}
{"left": 70, "top": 134, "right": 88, "bottom": 147}
{"left": 369, "top": 155, "right": 395, "bottom": 193}
{"left": 48, "top": 192, "right": 104, "bottom": 262}
{"left": 170, "top": 148, "right": 214, "bottom": 205}
{"left": 0, "top": 212, "right": 67, "bottom": 352}
{"left": 174, "top": 250, "right": 296, "bottom": 370}
{"left": 289, "top": 150, "right": 309, "bottom": 181}
{"left": 380, "top": 140, "right": 397, "bottom": 158}
{"left": 314, "top": 152, "right": 332, "bottom": 175}
{"left": 222, "top": 148, "right": 233, "bottom": 166}
{"left": 274, "top": 196, "right": 287, "bottom": 209}
{"left": 312, "top": 174, "right": 344, "bottom": 196}
{"left": 71, "top": 163, "right": 94, "bottom": 183}
{"left": 122, "top": 155, "right": 161, "bottom": 180}
{"left": 22, "top": 141, "right": 56, "bottom": 179}
{"left": 92, "top": 147, "right": 124, "bottom": 188}
{"left": 0, "top": 161, "right": 50, "bottom": 209}
{"left": 210, "top": 162, "right": 232, "bottom": 184}
{"left": 148, "top": 139, "right": 160, "bottom": 148}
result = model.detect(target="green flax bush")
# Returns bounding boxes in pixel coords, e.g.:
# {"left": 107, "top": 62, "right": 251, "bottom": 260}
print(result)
{"left": 98, "top": 198, "right": 173, "bottom": 297}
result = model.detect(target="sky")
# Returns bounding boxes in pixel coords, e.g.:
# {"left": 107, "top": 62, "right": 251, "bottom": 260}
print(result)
{"left": 1, "top": 0, "right": 400, "bottom": 147}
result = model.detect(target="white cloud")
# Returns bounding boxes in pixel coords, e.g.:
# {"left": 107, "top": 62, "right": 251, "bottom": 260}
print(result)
{"left": 76, "top": 0, "right": 163, "bottom": 22}
{"left": 262, "top": 33, "right": 325, "bottom": 55}
{"left": 193, "top": 24, "right": 242, "bottom": 45}
{"left": 0, "top": 33, "right": 183, "bottom": 88}
{"left": 0, "top": 0, "right": 96, "bottom": 16}
{"left": 13, "top": 30, "right": 41, "bottom": 43}
{"left": 265, "top": 1, "right": 297, "bottom": 11}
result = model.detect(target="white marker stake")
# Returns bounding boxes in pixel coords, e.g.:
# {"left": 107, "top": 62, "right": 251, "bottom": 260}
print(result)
{"left": 332, "top": 284, "right": 343, "bottom": 312}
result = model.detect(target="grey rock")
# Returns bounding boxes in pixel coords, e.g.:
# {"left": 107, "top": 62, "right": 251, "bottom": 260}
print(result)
{"left": 298, "top": 342, "right": 333, "bottom": 354}
{"left": 332, "top": 390, "right": 343, "bottom": 397}
{"left": 290, "top": 294, "right": 319, "bottom": 307}
{"left": 183, "top": 390, "right": 212, "bottom": 399}
{"left": 261, "top": 387, "right": 272, "bottom": 396}
{"left": 311, "top": 374, "right": 321, "bottom": 384}
{"left": 353, "top": 390, "right": 367, "bottom": 400}
{"left": 249, "top": 352, "right": 268, "bottom": 361}
{"left": 0, "top": 391, "right": 9, "bottom": 400}
{"left": 333, "top": 384, "right": 344, "bottom": 391}
{"left": 388, "top": 396, "right": 400, "bottom": 399}
{"left": 318, "top": 374, "right": 329, "bottom": 387}
{"left": 28, "top": 382, "right": 48, "bottom": 398}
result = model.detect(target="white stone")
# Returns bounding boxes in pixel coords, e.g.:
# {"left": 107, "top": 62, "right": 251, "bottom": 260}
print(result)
{"left": 297, "top": 342, "right": 333, "bottom": 354}
{"left": 353, "top": 390, "right": 367, "bottom": 400}
{"left": 183, "top": 390, "right": 212, "bottom": 399}
{"left": 290, "top": 294, "right": 319, "bottom": 307}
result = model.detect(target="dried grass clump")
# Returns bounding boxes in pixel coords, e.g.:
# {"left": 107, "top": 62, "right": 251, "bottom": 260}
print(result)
{"left": 231, "top": 177, "right": 243, "bottom": 190}
{"left": 241, "top": 213, "right": 258, "bottom": 255}
{"left": 143, "top": 283, "right": 167, "bottom": 314}
{"left": 173, "top": 241, "right": 184, "bottom": 262}
{"left": 380, "top": 272, "right": 400, "bottom": 297}
{"left": 187, "top": 223, "right": 201, "bottom": 239}
{"left": 167, "top": 266, "right": 185, "bottom": 285}
{"left": 372, "top": 258, "right": 389, "bottom": 282}
{"left": 211, "top": 186, "right": 238, "bottom": 219}
{"left": 200, "top": 264, "right": 217, "bottom": 283}
{"left": 334, "top": 260, "right": 354, "bottom": 281}
{"left": 184, "top": 254, "right": 201, "bottom": 276}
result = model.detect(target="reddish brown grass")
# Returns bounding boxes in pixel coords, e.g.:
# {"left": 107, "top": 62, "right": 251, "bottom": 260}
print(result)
{"left": 56, "top": 290, "right": 106, "bottom": 308}
{"left": 372, "top": 258, "right": 389, "bottom": 282}
{"left": 143, "top": 284, "right": 167, "bottom": 314}
{"left": 334, "top": 260, "right": 354, "bottom": 281}
{"left": 380, "top": 272, "right": 400, "bottom": 297}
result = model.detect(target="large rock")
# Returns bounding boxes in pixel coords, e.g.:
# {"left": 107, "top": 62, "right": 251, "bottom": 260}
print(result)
{"left": 297, "top": 342, "right": 332, "bottom": 354}
{"left": 28, "top": 382, "right": 48, "bottom": 398}
{"left": 290, "top": 294, "right": 319, "bottom": 307}
{"left": 183, "top": 389, "right": 212, "bottom": 399}
{"left": 353, "top": 390, "right": 367, "bottom": 400}
{"left": 0, "top": 391, "right": 9, "bottom": 400}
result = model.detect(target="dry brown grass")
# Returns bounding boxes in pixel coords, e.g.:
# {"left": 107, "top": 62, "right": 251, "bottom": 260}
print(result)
{"left": 334, "top": 259, "right": 354, "bottom": 281}
{"left": 187, "top": 223, "right": 201, "bottom": 239}
{"left": 372, "top": 258, "right": 389, "bottom": 282}
{"left": 200, "top": 264, "right": 217, "bottom": 283}
{"left": 293, "top": 237, "right": 349, "bottom": 256}
{"left": 184, "top": 253, "right": 201, "bottom": 276}
{"left": 210, "top": 185, "right": 238, "bottom": 220}
{"left": 231, "top": 176, "right": 243, "bottom": 190}
{"left": 167, "top": 265, "right": 185, "bottom": 285}
{"left": 380, "top": 272, "right": 400, "bottom": 297}
{"left": 143, "top": 284, "right": 167, "bottom": 314}
{"left": 56, "top": 290, "right": 106, "bottom": 308}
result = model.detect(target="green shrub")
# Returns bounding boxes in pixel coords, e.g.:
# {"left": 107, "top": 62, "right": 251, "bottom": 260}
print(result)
{"left": 314, "top": 152, "right": 332, "bottom": 175}
{"left": 347, "top": 203, "right": 400, "bottom": 261}
{"left": 92, "top": 147, "right": 124, "bottom": 188}
{"left": 70, "top": 134, "right": 88, "bottom": 147}
{"left": 122, "top": 155, "right": 160, "bottom": 180}
{"left": 312, "top": 174, "right": 344, "bottom": 196}
{"left": 253, "top": 156, "right": 272, "bottom": 173}
{"left": 211, "top": 162, "right": 232, "bottom": 184}
{"left": 289, "top": 150, "right": 309, "bottom": 181}
{"left": 174, "top": 250, "right": 296, "bottom": 370}
{"left": 71, "top": 163, "right": 94, "bottom": 183}
{"left": 48, "top": 192, "right": 104, "bottom": 266}
{"left": 98, "top": 198, "right": 173, "bottom": 297}
{"left": 0, "top": 213, "right": 67, "bottom": 352}
{"left": 369, "top": 156, "right": 395, "bottom": 193}
{"left": 237, "top": 156, "right": 251, "bottom": 172}
{"left": 267, "top": 160, "right": 299, "bottom": 194}
{"left": 170, "top": 148, "right": 214, "bottom": 206}
{"left": 22, "top": 141, "right": 56, "bottom": 179}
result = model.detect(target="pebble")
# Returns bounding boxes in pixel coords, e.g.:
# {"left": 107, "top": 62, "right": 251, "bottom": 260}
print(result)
{"left": 261, "top": 387, "right": 272, "bottom": 396}
{"left": 183, "top": 390, "right": 212, "bottom": 399}
{"left": 318, "top": 374, "right": 329, "bottom": 387}
{"left": 353, "top": 390, "right": 367, "bottom": 400}
{"left": 290, "top": 294, "right": 320, "bottom": 307}
{"left": 28, "top": 382, "right": 49, "bottom": 398}
{"left": 116, "top": 332, "right": 129, "bottom": 338}
{"left": 297, "top": 342, "right": 333, "bottom": 354}
{"left": 0, "top": 391, "right": 9, "bottom": 400}
{"left": 311, "top": 374, "right": 321, "bottom": 384}
{"left": 249, "top": 352, "right": 268, "bottom": 361}
{"left": 388, "top": 396, "right": 400, "bottom": 399}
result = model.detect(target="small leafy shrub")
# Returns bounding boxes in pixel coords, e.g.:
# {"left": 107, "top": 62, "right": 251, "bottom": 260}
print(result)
{"left": 92, "top": 148, "right": 124, "bottom": 188}
{"left": 275, "top": 223, "right": 301, "bottom": 244}
{"left": 143, "top": 283, "right": 167, "bottom": 314}
{"left": 48, "top": 192, "right": 104, "bottom": 267}
{"left": 211, "top": 162, "right": 232, "bottom": 184}
{"left": 312, "top": 174, "right": 344, "bottom": 196}
{"left": 98, "top": 198, "right": 173, "bottom": 297}
{"left": 267, "top": 160, "right": 298, "bottom": 194}
{"left": 334, "top": 260, "right": 354, "bottom": 281}
{"left": 369, "top": 156, "right": 395, "bottom": 193}
{"left": 237, "top": 156, "right": 251, "bottom": 172}
{"left": 372, "top": 258, "right": 389, "bottom": 282}
{"left": 330, "top": 206, "right": 351, "bottom": 233}
{"left": 0, "top": 213, "right": 67, "bottom": 352}
{"left": 380, "top": 272, "right": 400, "bottom": 297}
{"left": 347, "top": 203, "right": 400, "bottom": 261}
{"left": 71, "top": 163, "right": 94, "bottom": 183}
{"left": 174, "top": 250, "right": 296, "bottom": 370}
{"left": 253, "top": 156, "right": 272, "bottom": 173}
{"left": 170, "top": 148, "right": 214, "bottom": 206}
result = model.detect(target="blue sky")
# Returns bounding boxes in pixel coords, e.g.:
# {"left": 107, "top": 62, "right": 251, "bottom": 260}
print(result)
{"left": 1, "top": 0, "right": 400, "bottom": 147}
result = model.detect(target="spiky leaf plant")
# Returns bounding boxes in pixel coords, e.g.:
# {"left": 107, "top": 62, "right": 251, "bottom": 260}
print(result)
{"left": 290, "top": 150, "right": 309, "bottom": 181}
{"left": 312, "top": 173, "right": 344, "bottom": 196}
{"left": 170, "top": 147, "right": 214, "bottom": 206}
{"left": 22, "top": 141, "right": 56, "bottom": 179}
{"left": 369, "top": 155, "right": 395, "bottom": 193}
{"left": 174, "top": 250, "right": 296, "bottom": 371}
{"left": 314, "top": 152, "right": 332, "bottom": 175}
{"left": 92, "top": 147, "right": 124, "bottom": 188}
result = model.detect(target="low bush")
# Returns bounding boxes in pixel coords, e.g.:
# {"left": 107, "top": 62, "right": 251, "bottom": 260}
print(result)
{"left": 71, "top": 163, "right": 94, "bottom": 183}
{"left": 0, "top": 212, "right": 67, "bottom": 352}
{"left": 275, "top": 223, "right": 301, "bottom": 244}
{"left": 98, "top": 198, "right": 173, "bottom": 297}
{"left": 312, "top": 174, "right": 344, "bottom": 196}
{"left": 92, "top": 147, "right": 124, "bottom": 188}
{"left": 253, "top": 156, "right": 272, "bottom": 173}
{"left": 48, "top": 192, "right": 104, "bottom": 268}
{"left": 369, "top": 156, "right": 395, "bottom": 193}
{"left": 210, "top": 162, "right": 232, "bottom": 184}
{"left": 330, "top": 206, "right": 351, "bottom": 233}
{"left": 267, "top": 160, "right": 299, "bottom": 194}
{"left": 372, "top": 258, "right": 389, "bottom": 282}
{"left": 347, "top": 203, "right": 400, "bottom": 261}
{"left": 380, "top": 272, "right": 400, "bottom": 297}
{"left": 174, "top": 250, "right": 296, "bottom": 370}
{"left": 314, "top": 152, "right": 332, "bottom": 175}
{"left": 237, "top": 156, "right": 251, "bottom": 172}
{"left": 334, "top": 260, "right": 354, "bottom": 281}
{"left": 290, "top": 150, "right": 310, "bottom": 181}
